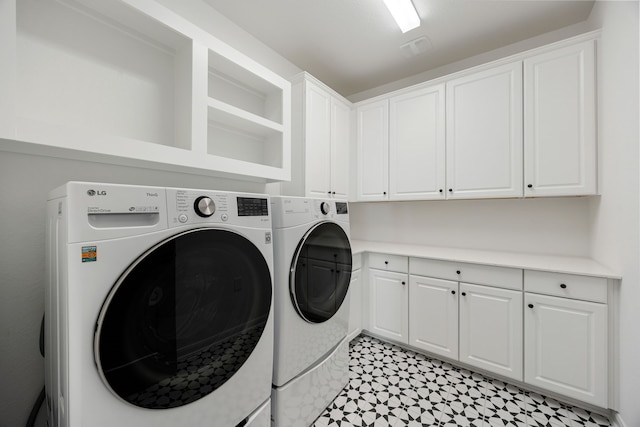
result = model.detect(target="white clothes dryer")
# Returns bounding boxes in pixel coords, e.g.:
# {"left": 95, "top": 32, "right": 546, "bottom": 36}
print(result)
{"left": 270, "top": 197, "right": 352, "bottom": 427}
{"left": 45, "top": 182, "right": 274, "bottom": 427}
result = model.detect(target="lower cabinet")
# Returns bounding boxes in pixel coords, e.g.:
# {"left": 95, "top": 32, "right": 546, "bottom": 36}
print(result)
{"left": 364, "top": 253, "right": 613, "bottom": 409}
{"left": 409, "top": 275, "right": 458, "bottom": 359}
{"left": 408, "top": 274, "right": 523, "bottom": 381}
{"left": 459, "top": 283, "right": 523, "bottom": 381}
{"left": 369, "top": 268, "right": 409, "bottom": 343}
{"left": 524, "top": 269, "right": 608, "bottom": 408}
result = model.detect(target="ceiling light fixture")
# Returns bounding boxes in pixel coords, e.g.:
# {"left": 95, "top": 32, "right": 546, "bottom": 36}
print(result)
{"left": 383, "top": 0, "right": 421, "bottom": 33}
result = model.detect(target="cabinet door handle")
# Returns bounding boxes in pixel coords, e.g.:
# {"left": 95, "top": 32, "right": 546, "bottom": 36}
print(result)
{"left": 384, "top": 261, "right": 389, "bottom": 265}
{"left": 560, "top": 283, "right": 567, "bottom": 289}
{"left": 449, "top": 189, "right": 453, "bottom": 193}
{"left": 383, "top": 191, "right": 387, "bottom": 195}
{"left": 527, "top": 184, "right": 533, "bottom": 188}
{"left": 439, "top": 189, "right": 443, "bottom": 193}
{"left": 451, "top": 290, "right": 456, "bottom": 295}
{"left": 461, "top": 292, "right": 466, "bottom": 296}
{"left": 456, "top": 270, "right": 461, "bottom": 275}
{"left": 401, "top": 281, "right": 406, "bottom": 285}
{"left": 528, "top": 303, "right": 534, "bottom": 309}
{"left": 332, "top": 191, "right": 336, "bottom": 195}
{"left": 327, "top": 191, "right": 331, "bottom": 195}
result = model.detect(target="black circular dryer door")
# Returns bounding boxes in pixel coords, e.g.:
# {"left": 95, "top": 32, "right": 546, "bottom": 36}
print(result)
{"left": 95, "top": 229, "right": 272, "bottom": 410}
{"left": 290, "top": 222, "right": 352, "bottom": 323}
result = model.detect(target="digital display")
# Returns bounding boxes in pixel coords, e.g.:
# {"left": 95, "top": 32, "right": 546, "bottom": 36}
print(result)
{"left": 335, "top": 202, "right": 348, "bottom": 215}
{"left": 237, "top": 197, "right": 269, "bottom": 216}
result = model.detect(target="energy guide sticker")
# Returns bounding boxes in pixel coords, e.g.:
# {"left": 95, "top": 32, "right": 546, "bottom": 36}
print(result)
{"left": 82, "top": 246, "right": 97, "bottom": 263}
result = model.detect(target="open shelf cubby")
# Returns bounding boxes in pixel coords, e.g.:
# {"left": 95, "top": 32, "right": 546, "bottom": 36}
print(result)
{"left": 1, "top": 0, "right": 291, "bottom": 181}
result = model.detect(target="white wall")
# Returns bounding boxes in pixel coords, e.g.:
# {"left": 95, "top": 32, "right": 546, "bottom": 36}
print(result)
{"left": 0, "top": 1, "right": 301, "bottom": 425}
{"left": 350, "top": 197, "right": 592, "bottom": 256}
{"left": 586, "top": 2, "right": 640, "bottom": 426}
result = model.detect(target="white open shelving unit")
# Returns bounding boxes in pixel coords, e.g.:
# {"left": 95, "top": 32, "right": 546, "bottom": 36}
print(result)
{"left": 0, "top": 0, "right": 291, "bottom": 181}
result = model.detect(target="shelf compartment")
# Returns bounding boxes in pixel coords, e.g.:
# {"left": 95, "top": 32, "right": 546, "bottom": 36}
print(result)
{"left": 207, "top": 104, "right": 283, "bottom": 171}
{"left": 15, "top": 0, "right": 193, "bottom": 150}
{"left": 208, "top": 50, "right": 284, "bottom": 125}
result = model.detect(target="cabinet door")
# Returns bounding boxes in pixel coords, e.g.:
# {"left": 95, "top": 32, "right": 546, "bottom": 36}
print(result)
{"left": 459, "top": 283, "right": 523, "bottom": 381}
{"left": 389, "top": 85, "right": 446, "bottom": 200}
{"left": 409, "top": 275, "right": 458, "bottom": 359}
{"left": 524, "top": 293, "right": 607, "bottom": 407}
{"left": 347, "top": 269, "right": 362, "bottom": 340}
{"left": 305, "top": 81, "right": 332, "bottom": 198}
{"left": 356, "top": 100, "right": 389, "bottom": 201}
{"left": 369, "top": 269, "right": 408, "bottom": 343}
{"left": 446, "top": 62, "right": 523, "bottom": 199}
{"left": 524, "top": 40, "right": 596, "bottom": 196}
{"left": 331, "top": 98, "right": 350, "bottom": 199}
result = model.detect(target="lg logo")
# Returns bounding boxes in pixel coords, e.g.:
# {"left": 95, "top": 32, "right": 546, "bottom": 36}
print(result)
{"left": 87, "top": 189, "right": 107, "bottom": 196}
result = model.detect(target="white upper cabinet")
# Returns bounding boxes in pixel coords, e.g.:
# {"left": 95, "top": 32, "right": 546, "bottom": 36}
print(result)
{"left": 446, "top": 61, "right": 523, "bottom": 199}
{"left": 1, "top": 0, "right": 290, "bottom": 181}
{"left": 524, "top": 40, "right": 597, "bottom": 196}
{"left": 286, "top": 73, "right": 351, "bottom": 198}
{"left": 304, "top": 81, "right": 332, "bottom": 197}
{"left": 356, "top": 100, "right": 389, "bottom": 201}
{"left": 389, "top": 85, "right": 446, "bottom": 200}
{"left": 330, "top": 98, "right": 351, "bottom": 199}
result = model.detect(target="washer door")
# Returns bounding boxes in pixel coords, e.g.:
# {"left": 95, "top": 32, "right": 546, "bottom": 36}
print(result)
{"left": 95, "top": 229, "right": 272, "bottom": 409}
{"left": 290, "top": 222, "right": 352, "bottom": 323}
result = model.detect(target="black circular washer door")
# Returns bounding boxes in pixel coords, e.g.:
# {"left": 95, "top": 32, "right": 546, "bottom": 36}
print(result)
{"left": 95, "top": 228, "right": 272, "bottom": 409}
{"left": 290, "top": 222, "right": 352, "bottom": 323}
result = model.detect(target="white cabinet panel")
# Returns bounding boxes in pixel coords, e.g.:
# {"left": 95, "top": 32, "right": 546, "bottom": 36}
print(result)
{"left": 347, "top": 268, "right": 362, "bottom": 340}
{"left": 409, "top": 275, "right": 458, "bottom": 359}
{"left": 369, "top": 253, "right": 409, "bottom": 273}
{"left": 524, "top": 40, "right": 596, "bottom": 196}
{"left": 389, "top": 84, "right": 446, "bottom": 200}
{"left": 446, "top": 61, "right": 523, "bottom": 199}
{"left": 288, "top": 74, "right": 351, "bottom": 198}
{"left": 305, "top": 81, "right": 332, "bottom": 197}
{"left": 330, "top": 98, "right": 351, "bottom": 199}
{"left": 524, "top": 293, "right": 607, "bottom": 407}
{"left": 459, "top": 283, "right": 523, "bottom": 381}
{"left": 356, "top": 100, "right": 389, "bottom": 201}
{"left": 369, "top": 269, "right": 408, "bottom": 343}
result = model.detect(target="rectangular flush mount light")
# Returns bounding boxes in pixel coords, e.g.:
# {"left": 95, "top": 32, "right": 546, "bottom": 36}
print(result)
{"left": 383, "top": 0, "right": 421, "bottom": 33}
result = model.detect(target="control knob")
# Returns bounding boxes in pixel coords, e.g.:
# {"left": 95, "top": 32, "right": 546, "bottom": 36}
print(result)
{"left": 320, "top": 202, "right": 330, "bottom": 215}
{"left": 194, "top": 196, "right": 216, "bottom": 218}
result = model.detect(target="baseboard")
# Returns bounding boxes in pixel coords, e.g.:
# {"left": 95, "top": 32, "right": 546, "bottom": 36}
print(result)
{"left": 610, "top": 411, "right": 627, "bottom": 427}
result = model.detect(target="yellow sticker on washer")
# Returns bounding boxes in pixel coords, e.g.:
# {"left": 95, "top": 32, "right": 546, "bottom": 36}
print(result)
{"left": 82, "top": 246, "right": 97, "bottom": 263}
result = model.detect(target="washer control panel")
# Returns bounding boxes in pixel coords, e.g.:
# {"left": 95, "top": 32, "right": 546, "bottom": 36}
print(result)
{"left": 166, "top": 188, "right": 270, "bottom": 227}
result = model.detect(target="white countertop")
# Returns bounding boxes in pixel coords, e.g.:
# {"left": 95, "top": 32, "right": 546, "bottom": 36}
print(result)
{"left": 351, "top": 240, "right": 621, "bottom": 279}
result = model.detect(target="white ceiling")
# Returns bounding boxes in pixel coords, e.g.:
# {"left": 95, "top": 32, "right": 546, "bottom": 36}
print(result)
{"left": 204, "top": 0, "right": 595, "bottom": 97}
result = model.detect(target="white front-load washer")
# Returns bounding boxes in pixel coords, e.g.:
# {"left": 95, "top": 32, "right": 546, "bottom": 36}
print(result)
{"left": 270, "top": 197, "right": 352, "bottom": 427}
{"left": 45, "top": 182, "right": 274, "bottom": 427}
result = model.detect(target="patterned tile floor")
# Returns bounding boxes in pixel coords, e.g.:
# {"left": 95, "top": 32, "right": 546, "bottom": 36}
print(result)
{"left": 314, "top": 335, "right": 611, "bottom": 427}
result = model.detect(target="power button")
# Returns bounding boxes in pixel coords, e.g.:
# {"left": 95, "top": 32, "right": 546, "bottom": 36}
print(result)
{"left": 178, "top": 214, "right": 188, "bottom": 223}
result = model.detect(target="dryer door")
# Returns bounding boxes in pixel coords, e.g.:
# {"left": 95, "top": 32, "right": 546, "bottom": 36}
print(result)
{"left": 95, "top": 229, "right": 271, "bottom": 409}
{"left": 290, "top": 222, "right": 352, "bottom": 323}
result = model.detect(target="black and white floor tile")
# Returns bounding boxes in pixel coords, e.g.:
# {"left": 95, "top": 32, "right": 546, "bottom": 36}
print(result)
{"left": 313, "top": 335, "right": 611, "bottom": 427}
